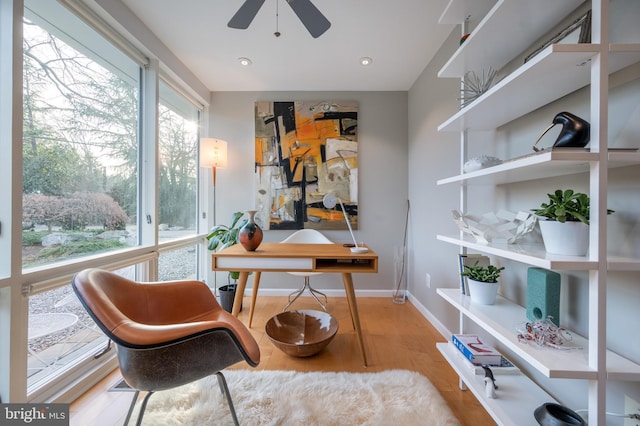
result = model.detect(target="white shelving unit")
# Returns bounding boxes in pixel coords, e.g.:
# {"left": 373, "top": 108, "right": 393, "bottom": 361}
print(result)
{"left": 438, "top": 0, "right": 585, "bottom": 79}
{"left": 437, "top": 289, "right": 640, "bottom": 381}
{"left": 436, "top": 342, "right": 556, "bottom": 426}
{"left": 435, "top": 1, "right": 640, "bottom": 425}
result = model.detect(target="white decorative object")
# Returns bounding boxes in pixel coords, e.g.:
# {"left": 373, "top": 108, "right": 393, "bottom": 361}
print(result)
{"left": 484, "top": 377, "right": 497, "bottom": 399}
{"left": 452, "top": 210, "right": 537, "bottom": 244}
{"left": 463, "top": 155, "right": 503, "bottom": 173}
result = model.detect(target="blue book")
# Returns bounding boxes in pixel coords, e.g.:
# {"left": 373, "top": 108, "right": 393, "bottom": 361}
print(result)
{"left": 452, "top": 334, "right": 502, "bottom": 366}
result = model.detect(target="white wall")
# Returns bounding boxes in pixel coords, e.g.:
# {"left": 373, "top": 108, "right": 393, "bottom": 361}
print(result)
{"left": 408, "top": 25, "right": 640, "bottom": 420}
{"left": 208, "top": 91, "right": 408, "bottom": 295}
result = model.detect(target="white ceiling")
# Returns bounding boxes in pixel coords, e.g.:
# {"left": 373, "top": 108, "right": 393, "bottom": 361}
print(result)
{"left": 120, "top": 0, "right": 455, "bottom": 92}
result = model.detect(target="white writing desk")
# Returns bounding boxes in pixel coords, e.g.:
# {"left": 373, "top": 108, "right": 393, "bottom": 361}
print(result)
{"left": 212, "top": 243, "right": 378, "bottom": 366}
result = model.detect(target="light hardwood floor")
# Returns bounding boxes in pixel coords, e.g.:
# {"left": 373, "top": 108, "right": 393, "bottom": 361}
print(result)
{"left": 70, "top": 296, "right": 495, "bottom": 425}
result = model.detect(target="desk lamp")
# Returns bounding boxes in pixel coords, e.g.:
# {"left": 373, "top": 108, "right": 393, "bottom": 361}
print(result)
{"left": 322, "top": 193, "right": 368, "bottom": 253}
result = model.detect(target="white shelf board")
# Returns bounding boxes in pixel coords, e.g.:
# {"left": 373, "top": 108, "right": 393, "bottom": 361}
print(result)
{"left": 438, "top": 0, "right": 495, "bottom": 24}
{"left": 608, "top": 256, "right": 640, "bottom": 272}
{"left": 437, "top": 342, "right": 556, "bottom": 426}
{"left": 437, "top": 150, "right": 597, "bottom": 185}
{"left": 437, "top": 234, "right": 597, "bottom": 270}
{"left": 438, "top": 0, "right": 585, "bottom": 78}
{"left": 437, "top": 150, "right": 640, "bottom": 186}
{"left": 610, "top": 43, "right": 640, "bottom": 53}
{"left": 608, "top": 43, "right": 640, "bottom": 75}
{"left": 609, "top": 150, "right": 640, "bottom": 163}
{"left": 438, "top": 288, "right": 640, "bottom": 380}
{"left": 439, "top": 45, "right": 598, "bottom": 132}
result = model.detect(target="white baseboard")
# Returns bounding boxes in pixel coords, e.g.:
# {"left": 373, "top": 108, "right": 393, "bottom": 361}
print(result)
{"left": 406, "top": 292, "right": 450, "bottom": 340}
{"left": 242, "top": 288, "right": 396, "bottom": 298}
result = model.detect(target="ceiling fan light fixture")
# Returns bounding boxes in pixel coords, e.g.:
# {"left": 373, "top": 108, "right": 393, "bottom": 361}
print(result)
{"left": 360, "top": 57, "right": 373, "bottom": 66}
{"left": 238, "top": 57, "right": 253, "bottom": 66}
{"left": 229, "top": 0, "right": 330, "bottom": 38}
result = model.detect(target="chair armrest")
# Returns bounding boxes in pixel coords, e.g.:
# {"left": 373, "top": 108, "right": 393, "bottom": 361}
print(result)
{"left": 111, "top": 317, "right": 228, "bottom": 347}
{"left": 110, "top": 310, "right": 260, "bottom": 365}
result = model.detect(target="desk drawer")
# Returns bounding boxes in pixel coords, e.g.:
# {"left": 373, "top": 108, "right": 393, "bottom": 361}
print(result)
{"left": 215, "top": 257, "right": 313, "bottom": 271}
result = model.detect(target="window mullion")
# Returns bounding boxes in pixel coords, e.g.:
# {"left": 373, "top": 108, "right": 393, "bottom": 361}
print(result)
{"left": 139, "top": 58, "right": 159, "bottom": 267}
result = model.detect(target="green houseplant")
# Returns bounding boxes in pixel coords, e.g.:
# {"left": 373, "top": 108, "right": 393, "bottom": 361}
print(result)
{"left": 206, "top": 211, "right": 247, "bottom": 277}
{"left": 461, "top": 261, "right": 504, "bottom": 283}
{"left": 206, "top": 211, "right": 248, "bottom": 311}
{"left": 461, "top": 261, "right": 504, "bottom": 305}
{"left": 531, "top": 189, "right": 614, "bottom": 255}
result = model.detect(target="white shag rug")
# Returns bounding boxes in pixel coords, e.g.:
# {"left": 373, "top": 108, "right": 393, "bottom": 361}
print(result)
{"left": 134, "top": 369, "right": 460, "bottom": 426}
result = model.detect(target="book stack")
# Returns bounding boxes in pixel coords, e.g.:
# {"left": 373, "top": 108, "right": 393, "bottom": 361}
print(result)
{"left": 452, "top": 334, "right": 502, "bottom": 366}
{"left": 449, "top": 342, "right": 520, "bottom": 375}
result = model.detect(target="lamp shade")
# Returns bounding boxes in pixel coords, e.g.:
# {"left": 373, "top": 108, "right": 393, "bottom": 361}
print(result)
{"left": 200, "top": 138, "right": 228, "bottom": 168}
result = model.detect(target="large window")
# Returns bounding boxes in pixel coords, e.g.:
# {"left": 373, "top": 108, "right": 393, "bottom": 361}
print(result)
{"left": 22, "top": 2, "right": 140, "bottom": 269}
{"left": 158, "top": 80, "right": 199, "bottom": 241}
{"left": 0, "top": 0, "right": 209, "bottom": 403}
{"left": 157, "top": 81, "right": 200, "bottom": 280}
{"left": 22, "top": 0, "right": 143, "bottom": 398}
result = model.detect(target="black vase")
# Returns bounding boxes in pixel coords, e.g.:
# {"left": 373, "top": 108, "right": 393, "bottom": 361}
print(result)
{"left": 238, "top": 210, "right": 263, "bottom": 251}
{"left": 534, "top": 403, "right": 585, "bottom": 426}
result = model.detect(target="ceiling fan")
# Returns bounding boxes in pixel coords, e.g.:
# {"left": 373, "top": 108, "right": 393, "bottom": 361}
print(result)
{"left": 228, "top": 0, "right": 331, "bottom": 38}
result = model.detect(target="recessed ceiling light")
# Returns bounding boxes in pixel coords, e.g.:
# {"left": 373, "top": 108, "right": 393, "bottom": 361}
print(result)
{"left": 238, "top": 57, "right": 252, "bottom": 66}
{"left": 360, "top": 57, "right": 373, "bottom": 66}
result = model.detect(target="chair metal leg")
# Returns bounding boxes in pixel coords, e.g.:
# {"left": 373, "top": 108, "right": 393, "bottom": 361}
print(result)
{"left": 123, "top": 390, "right": 154, "bottom": 426}
{"left": 283, "top": 276, "right": 327, "bottom": 311}
{"left": 283, "top": 287, "right": 305, "bottom": 311}
{"left": 216, "top": 372, "right": 239, "bottom": 426}
{"left": 135, "top": 391, "right": 154, "bottom": 426}
{"left": 308, "top": 286, "right": 328, "bottom": 311}
{"left": 123, "top": 390, "right": 139, "bottom": 426}
{"left": 287, "top": 286, "right": 305, "bottom": 304}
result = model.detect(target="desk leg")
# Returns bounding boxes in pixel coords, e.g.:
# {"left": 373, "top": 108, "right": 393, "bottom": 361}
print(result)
{"left": 232, "top": 272, "right": 249, "bottom": 317}
{"left": 342, "top": 272, "right": 368, "bottom": 367}
{"left": 248, "top": 272, "right": 261, "bottom": 328}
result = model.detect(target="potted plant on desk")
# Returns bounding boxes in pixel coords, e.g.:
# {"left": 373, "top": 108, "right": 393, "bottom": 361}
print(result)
{"left": 531, "top": 189, "right": 614, "bottom": 256}
{"left": 461, "top": 261, "right": 505, "bottom": 305}
{"left": 206, "top": 211, "right": 247, "bottom": 312}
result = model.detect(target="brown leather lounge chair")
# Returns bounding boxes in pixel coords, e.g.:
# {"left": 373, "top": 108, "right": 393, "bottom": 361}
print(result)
{"left": 72, "top": 268, "right": 260, "bottom": 426}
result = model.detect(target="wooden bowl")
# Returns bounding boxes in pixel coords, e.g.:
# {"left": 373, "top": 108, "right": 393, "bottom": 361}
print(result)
{"left": 265, "top": 310, "right": 339, "bottom": 357}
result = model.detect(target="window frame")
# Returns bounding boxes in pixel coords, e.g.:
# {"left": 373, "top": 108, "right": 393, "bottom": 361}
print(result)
{"left": 0, "top": 0, "right": 212, "bottom": 403}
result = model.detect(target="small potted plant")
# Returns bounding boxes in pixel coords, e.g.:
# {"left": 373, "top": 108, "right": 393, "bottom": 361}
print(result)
{"left": 531, "top": 189, "right": 614, "bottom": 256}
{"left": 461, "top": 261, "right": 505, "bottom": 305}
{"left": 206, "top": 212, "right": 248, "bottom": 312}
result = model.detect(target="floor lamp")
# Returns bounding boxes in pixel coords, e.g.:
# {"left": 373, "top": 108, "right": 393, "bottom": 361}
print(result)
{"left": 200, "top": 138, "right": 228, "bottom": 294}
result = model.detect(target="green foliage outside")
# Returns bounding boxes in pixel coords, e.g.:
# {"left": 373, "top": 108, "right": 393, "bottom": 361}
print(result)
{"left": 22, "top": 21, "right": 198, "bottom": 232}
{"left": 37, "top": 240, "right": 126, "bottom": 260}
{"left": 22, "top": 230, "right": 48, "bottom": 246}
{"left": 23, "top": 192, "right": 128, "bottom": 231}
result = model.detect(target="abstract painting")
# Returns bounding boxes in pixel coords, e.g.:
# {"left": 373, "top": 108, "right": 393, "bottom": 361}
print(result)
{"left": 253, "top": 100, "right": 359, "bottom": 230}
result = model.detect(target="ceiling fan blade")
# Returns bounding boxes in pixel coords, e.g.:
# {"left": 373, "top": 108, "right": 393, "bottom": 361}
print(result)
{"left": 286, "top": 0, "right": 331, "bottom": 38}
{"left": 228, "top": 0, "right": 266, "bottom": 29}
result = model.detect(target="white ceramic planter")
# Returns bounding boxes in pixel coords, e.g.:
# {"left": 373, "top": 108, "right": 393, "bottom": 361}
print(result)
{"left": 538, "top": 220, "right": 589, "bottom": 256}
{"left": 467, "top": 279, "right": 499, "bottom": 305}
